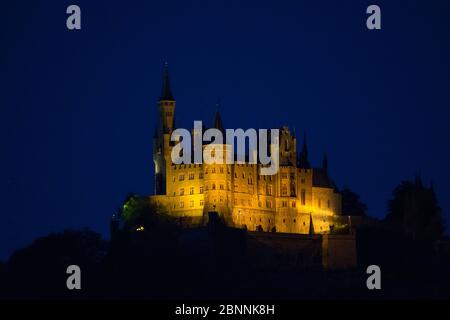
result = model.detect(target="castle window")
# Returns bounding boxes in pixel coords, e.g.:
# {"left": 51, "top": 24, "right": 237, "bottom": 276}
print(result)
{"left": 220, "top": 184, "right": 224, "bottom": 190}
{"left": 283, "top": 219, "right": 285, "bottom": 223}
{"left": 282, "top": 201, "right": 287, "bottom": 207}
{"left": 173, "top": 192, "right": 176, "bottom": 196}
{"left": 220, "top": 197, "right": 223, "bottom": 202}
{"left": 189, "top": 173, "right": 194, "bottom": 180}
{"left": 292, "top": 201, "right": 296, "bottom": 208}
{"left": 180, "top": 201, "right": 184, "bottom": 208}
{"left": 301, "top": 190, "right": 306, "bottom": 205}
{"left": 199, "top": 186, "right": 204, "bottom": 194}
{"left": 205, "top": 168, "right": 208, "bottom": 174}
{"left": 290, "top": 185, "right": 296, "bottom": 197}
{"left": 212, "top": 167, "right": 216, "bottom": 173}
{"left": 235, "top": 172, "right": 237, "bottom": 178}
{"left": 242, "top": 173, "right": 245, "bottom": 179}
{"left": 179, "top": 188, "right": 184, "bottom": 195}
{"left": 190, "top": 200, "right": 194, "bottom": 207}
{"left": 189, "top": 187, "right": 194, "bottom": 195}
{"left": 281, "top": 173, "right": 288, "bottom": 179}
{"left": 172, "top": 177, "right": 175, "bottom": 182}
{"left": 303, "top": 221, "right": 306, "bottom": 226}
{"left": 227, "top": 167, "right": 231, "bottom": 174}
{"left": 200, "top": 200, "right": 204, "bottom": 206}
{"left": 318, "top": 199, "right": 321, "bottom": 208}
{"left": 293, "top": 219, "right": 296, "bottom": 223}
{"left": 199, "top": 172, "right": 203, "bottom": 179}
{"left": 179, "top": 174, "right": 185, "bottom": 181}
{"left": 266, "top": 185, "right": 272, "bottom": 196}
{"left": 301, "top": 178, "right": 305, "bottom": 184}
{"left": 212, "top": 183, "right": 216, "bottom": 190}
{"left": 220, "top": 167, "right": 224, "bottom": 173}
{"left": 266, "top": 200, "right": 272, "bottom": 208}
{"left": 327, "top": 199, "right": 330, "bottom": 208}
{"left": 281, "top": 186, "right": 288, "bottom": 196}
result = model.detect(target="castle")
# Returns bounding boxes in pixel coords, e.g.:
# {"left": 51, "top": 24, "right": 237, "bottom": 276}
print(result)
{"left": 150, "top": 64, "right": 342, "bottom": 234}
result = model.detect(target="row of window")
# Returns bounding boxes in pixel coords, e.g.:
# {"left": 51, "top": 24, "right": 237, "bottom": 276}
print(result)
{"left": 176, "top": 199, "right": 204, "bottom": 209}
{"left": 174, "top": 172, "right": 308, "bottom": 185}
{"left": 173, "top": 187, "right": 331, "bottom": 209}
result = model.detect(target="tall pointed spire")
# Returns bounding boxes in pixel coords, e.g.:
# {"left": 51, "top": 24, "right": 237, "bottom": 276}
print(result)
{"left": 212, "top": 100, "right": 225, "bottom": 134}
{"left": 160, "top": 61, "right": 174, "bottom": 101}
{"left": 309, "top": 213, "right": 315, "bottom": 235}
{"left": 298, "top": 131, "right": 310, "bottom": 168}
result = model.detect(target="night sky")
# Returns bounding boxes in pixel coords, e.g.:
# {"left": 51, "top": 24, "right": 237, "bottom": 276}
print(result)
{"left": 1, "top": 0, "right": 450, "bottom": 260}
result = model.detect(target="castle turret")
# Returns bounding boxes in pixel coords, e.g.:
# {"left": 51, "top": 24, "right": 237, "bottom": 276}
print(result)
{"left": 153, "top": 62, "right": 176, "bottom": 195}
{"left": 212, "top": 105, "right": 225, "bottom": 135}
{"left": 298, "top": 132, "right": 311, "bottom": 169}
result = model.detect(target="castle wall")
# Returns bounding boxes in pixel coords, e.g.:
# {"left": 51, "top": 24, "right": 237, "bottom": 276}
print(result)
{"left": 150, "top": 156, "right": 342, "bottom": 235}
{"left": 150, "top": 97, "right": 342, "bottom": 235}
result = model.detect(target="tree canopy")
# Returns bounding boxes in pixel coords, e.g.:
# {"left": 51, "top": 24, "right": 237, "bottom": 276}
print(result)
{"left": 386, "top": 177, "right": 445, "bottom": 240}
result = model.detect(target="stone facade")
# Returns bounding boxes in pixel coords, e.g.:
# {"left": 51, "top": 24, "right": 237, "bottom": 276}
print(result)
{"left": 150, "top": 65, "right": 342, "bottom": 234}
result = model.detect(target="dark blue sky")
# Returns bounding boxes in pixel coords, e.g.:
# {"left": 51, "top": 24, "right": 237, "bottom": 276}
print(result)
{"left": 1, "top": 0, "right": 450, "bottom": 260}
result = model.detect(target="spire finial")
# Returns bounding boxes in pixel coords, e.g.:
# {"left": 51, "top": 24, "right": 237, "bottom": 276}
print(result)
{"left": 160, "top": 61, "right": 174, "bottom": 101}
{"left": 215, "top": 98, "right": 221, "bottom": 112}
{"left": 213, "top": 102, "right": 225, "bottom": 134}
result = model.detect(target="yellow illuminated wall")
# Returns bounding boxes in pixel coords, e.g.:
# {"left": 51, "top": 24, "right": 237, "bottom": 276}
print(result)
{"left": 150, "top": 138, "right": 341, "bottom": 234}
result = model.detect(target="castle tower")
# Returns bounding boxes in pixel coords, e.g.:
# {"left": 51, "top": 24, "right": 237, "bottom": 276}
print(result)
{"left": 153, "top": 62, "right": 176, "bottom": 195}
{"left": 202, "top": 109, "right": 233, "bottom": 225}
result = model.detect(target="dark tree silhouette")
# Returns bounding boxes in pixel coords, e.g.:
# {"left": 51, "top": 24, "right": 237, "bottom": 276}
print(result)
{"left": 0, "top": 229, "right": 107, "bottom": 298}
{"left": 341, "top": 187, "right": 367, "bottom": 216}
{"left": 386, "top": 177, "right": 445, "bottom": 240}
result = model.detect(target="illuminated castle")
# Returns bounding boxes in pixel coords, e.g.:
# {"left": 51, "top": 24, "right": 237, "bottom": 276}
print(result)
{"left": 150, "top": 64, "right": 341, "bottom": 234}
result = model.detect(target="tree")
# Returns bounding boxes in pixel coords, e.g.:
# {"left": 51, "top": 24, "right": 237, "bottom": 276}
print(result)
{"left": 118, "top": 193, "right": 174, "bottom": 232}
{"left": 341, "top": 187, "right": 368, "bottom": 216}
{"left": 1, "top": 229, "right": 106, "bottom": 298}
{"left": 386, "top": 177, "right": 445, "bottom": 240}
